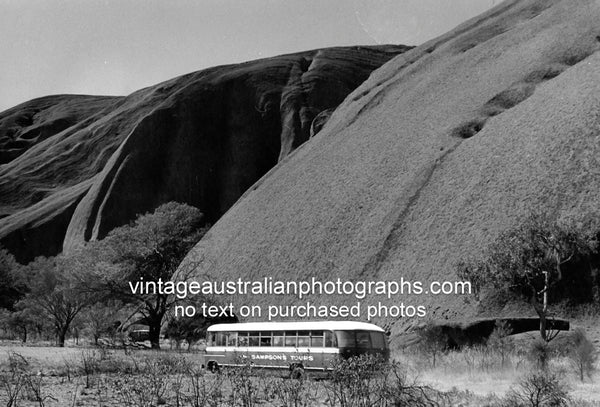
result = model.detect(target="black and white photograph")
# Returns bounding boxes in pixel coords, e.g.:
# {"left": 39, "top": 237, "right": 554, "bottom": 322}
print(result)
{"left": 1, "top": 0, "right": 600, "bottom": 405}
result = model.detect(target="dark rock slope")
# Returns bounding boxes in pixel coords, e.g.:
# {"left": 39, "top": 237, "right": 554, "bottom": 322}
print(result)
{"left": 179, "top": 0, "right": 600, "bottom": 337}
{"left": 0, "top": 45, "right": 410, "bottom": 262}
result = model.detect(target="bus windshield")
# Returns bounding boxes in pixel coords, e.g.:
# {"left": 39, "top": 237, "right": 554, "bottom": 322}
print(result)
{"left": 335, "top": 330, "right": 387, "bottom": 350}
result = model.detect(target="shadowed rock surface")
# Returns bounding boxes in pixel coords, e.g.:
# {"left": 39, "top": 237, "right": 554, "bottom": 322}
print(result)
{"left": 0, "top": 95, "right": 120, "bottom": 165}
{"left": 0, "top": 45, "right": 409, "bottom": 262}
{"left": 179, "top": 0, "right": 600, "bottom": 337}
{"left": 414, "top": 318, "right": 570, "bottom": 348}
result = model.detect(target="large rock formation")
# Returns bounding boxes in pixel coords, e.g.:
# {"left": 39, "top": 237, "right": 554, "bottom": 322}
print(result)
{"left": 179, "top": 0, "right": 600, "bottom": 337}
{"left": 0, "top": 45, "right": 409, "bottom": 262}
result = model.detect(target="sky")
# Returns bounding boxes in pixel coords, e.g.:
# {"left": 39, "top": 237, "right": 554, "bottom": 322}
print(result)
{"left": 0, "top": 0, "right": 498, "bottom": 112}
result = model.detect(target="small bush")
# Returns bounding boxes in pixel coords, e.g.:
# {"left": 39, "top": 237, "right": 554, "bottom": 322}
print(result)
{"left": 503, "top": 371, "right": 570, "bottom": 407}
{"left": 567, "top": 328, "right": 597, "bottom": 381}
{"left": 323, "top": 355, "right": 439, "bottom": 407}
{"left": 0, "top": 372, "right": 26, "bottom": 407}
{"left": 266, "top": 376, "right": 318, "bottom": 407}
{"left": 323, "top": 354, "right": 384, "bottom": 407}
{"left": 184, "top": 366, "right": 224, "bottom": 407}
{"left": 528, "top": 339, "right": 553, "bottom": 371}
{"left": 113, "top": 358, "right": 170, "bottom": 407}
{"left": 80, "top": 349, "right": 100, "bottom": 388}
{"left": 416, "top": 323, "right": 447, "bottom": 368}
{"left": 487, "top": 321, "right": 514, "bottom": 368}
{"left": 223, "top": 359, "right": 262, "bottom": 407}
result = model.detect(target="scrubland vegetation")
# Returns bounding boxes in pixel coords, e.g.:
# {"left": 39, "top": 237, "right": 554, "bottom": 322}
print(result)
{"left": 0, "top": 325, "right": 599, "bottom": 406}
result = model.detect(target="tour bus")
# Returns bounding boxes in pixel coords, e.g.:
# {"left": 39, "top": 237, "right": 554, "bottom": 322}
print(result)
{"left": 205, "top": 321, "right": 389, "bottom": 378}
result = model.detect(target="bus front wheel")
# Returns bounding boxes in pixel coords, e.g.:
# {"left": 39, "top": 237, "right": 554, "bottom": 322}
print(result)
{"left": 290, "top": 366, "right": 305, "bottom": 380}
{"left": 207, "top": 361, "right": 220, "bottom": 374}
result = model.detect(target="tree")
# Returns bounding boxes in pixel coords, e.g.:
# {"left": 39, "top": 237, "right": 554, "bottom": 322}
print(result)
{"left": 3, "top": 307, "right": 37, "bottom": 343}
{"left": 0, "top": 246, "right": 25, "bottom": 311}
{"left": 80, "top": 300, "right": 127, "bottom": 346}
{"left": 165, "top": 313, "right": 238, "bottom": 350}
{"left": 568, "top": 328, "right": 597, "bottom": 381}
{"left": 79, "top": 202, "right": 207, "bottom": 349}
{"left": 458, "top": 213, "right": 597, "bottom": 342}
{"left": 16, "top": 256, "right": 96, "bottom": 346}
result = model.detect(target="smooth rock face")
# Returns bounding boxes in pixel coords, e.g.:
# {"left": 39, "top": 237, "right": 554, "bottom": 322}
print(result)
{"left": 0, "top": 45, "right": 409, "bottom": 262}
{"left": 180, "top": 0, "right": 600, "bottom": 336}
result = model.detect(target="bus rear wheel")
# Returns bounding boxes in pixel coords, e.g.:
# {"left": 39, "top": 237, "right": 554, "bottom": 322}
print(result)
{"left": 290, "top": 366, "right": 305, "bottom": 380}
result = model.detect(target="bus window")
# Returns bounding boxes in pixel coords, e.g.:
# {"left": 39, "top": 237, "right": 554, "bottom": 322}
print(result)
{"left": 249, "top": 332, "right": 260, "bottom": 347}
{"left": 310, "top": 331, "right": 324, "bottom": 347}
{"left": 215, "top": 332, "right": 227, "bottom": 346}
{"left": 226, "top": 332, "right": 237, "bottom": 347}
{"left": 260, "top": 332, "right": 272, "bottom": 347}
{"left": 284, "top": 331, "right": 297, "bottom": 347}
{"left": 238, "top": 332, "right": 249, "bottom": 347}
{"left": 356, "top": 331, "right": 371, "bottom": 349}
{"left": 208, "top": 332, "right": 216, "bottom": 346}
{"left": 336, "top": 331, "right": 355, "bottom": 348}
{"left": 297, "top": 331, "right": 310, "bottom": 347}
{"left": 272, "top": 331, "right": 284, "bottom": 347}
{"left": 324, "top": 331, "right": 336, "bottom": 347}
{"left": 370, "top": 332, "right": 386, "bottom": 349}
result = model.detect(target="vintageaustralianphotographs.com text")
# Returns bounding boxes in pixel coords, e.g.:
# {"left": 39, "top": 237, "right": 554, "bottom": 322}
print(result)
{"left": 128, "top": 276, "right": 472, "bottom": 300}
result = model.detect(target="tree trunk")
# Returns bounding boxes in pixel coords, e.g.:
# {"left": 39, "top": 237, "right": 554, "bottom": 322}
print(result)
{"left": 539, "top": 314, "right": 547, "bottom": 342}
{"left": 538, "top": 270, "right": 549, "bottom": 342}
{"left": 149, "top": 322, "right": 161, "bottom": 349}
{"left": 21, "top": 326, "right": 27, "bottom": 343}
{"left": 58, "top": 327, "right": 68, "bottom": 347}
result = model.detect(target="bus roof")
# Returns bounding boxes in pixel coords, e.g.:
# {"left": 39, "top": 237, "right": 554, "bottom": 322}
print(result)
{"left": 207, "top": 321, "right": 385, "bottom": 333}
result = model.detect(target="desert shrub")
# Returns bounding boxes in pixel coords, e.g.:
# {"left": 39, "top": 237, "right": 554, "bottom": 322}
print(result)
{"left": 444, "top": 387, "right": 503, "bottom": 406}
{"left": 379, "top": 361, "right": 441, "bottom": 406}
{"left": 184, "top": 366, "right": 224, "bottom": 407}
{"left": 0, "top": 352, "right": 31, "bottom": 407}
{"left": 567, "top": 328, "right": 597, "bottom": 381}
{"left": 323, "top": 355, "right": 439, "bottom": 407}
{"left": 323, "top": 354, "right": 384, "bottom": 407}
{"left": 416, "top": 323, "right": 447, "bottom": 368}
{"left": 5, "top": 351, "right": 29, "bottom": 378}
{"left": 21, "top": 373, "right": 57, "bottom": 407}
{"left": 461, "top": 344, "right": 495, "bottom": 373}
{"left": 113, "top": 373, "right": 167, "bottom": 407}
{"left": 153, "top": 352, "right": 192, "bottom": 374}
{"left": 528, "top": 339, "right": 554, "bottom": 371}
{"left": 223, "top": 360, "right": 262, "bottom": 407}
{"left": 0, "top": 372, "right": 26, "bottom": 407}
{"left": 266, "top": 376, "right": 319, "bottom": 407}
{"left": 60, "top": 356, "right": 77, "bottom": 382}
{"left": 502, "top": 371, "right": 570, "bottom": 407}
{"left": 488, "top": 321, "right": 514, "bottom": 368}
{"left": 80, "top": 349, "right": 100, "bottom": 388}
{"left": 113, "top": 357, "right": 171, "bottom": 407}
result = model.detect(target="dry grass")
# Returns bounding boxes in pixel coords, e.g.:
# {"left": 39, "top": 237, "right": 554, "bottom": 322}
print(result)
{"left": 2, "top": 328, "right": 600, "bottom": 406}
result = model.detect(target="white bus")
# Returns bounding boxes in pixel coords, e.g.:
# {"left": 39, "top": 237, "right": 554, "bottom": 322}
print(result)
{"left": 204, "top": 321, "right": 389, "bottom": 378}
